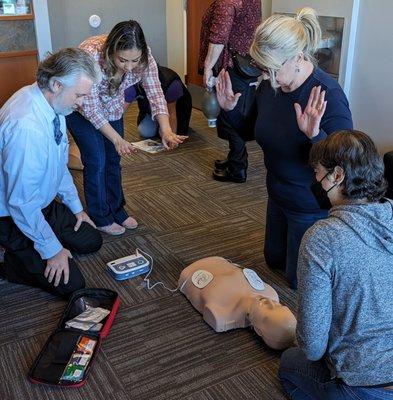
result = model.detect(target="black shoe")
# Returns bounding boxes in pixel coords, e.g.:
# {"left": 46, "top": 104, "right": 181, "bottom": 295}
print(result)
{"left": 213, "top": 167, "right": 246, "bottom": 183}
{"left": 214, "top": 159, "right": 228, "bottom": 170}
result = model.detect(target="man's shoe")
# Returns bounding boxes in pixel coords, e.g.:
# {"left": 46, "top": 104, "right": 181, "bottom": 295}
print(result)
{"left": 97, "top": 223, "right": 125, "bottom": 236}
{"left": 213, "top": 167, "right": 246, "bottom": 183}
{"left": 214, "top": 159, "right": 228, "bottom": 170}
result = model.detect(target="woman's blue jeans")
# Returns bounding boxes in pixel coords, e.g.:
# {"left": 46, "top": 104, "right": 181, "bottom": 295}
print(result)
{"left": 66, "top": 112, "right": 128, "bottom": 227}
{"left": 279, "top": 348, "right": 393, "bottom": 400}
{"left": 264, "top": 197, "right": 327, "bottom": 289}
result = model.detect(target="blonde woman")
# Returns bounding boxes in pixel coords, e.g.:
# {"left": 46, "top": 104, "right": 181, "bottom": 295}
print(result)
{"left": 66, "top": 21, "right": 187, "bottom": 235}
{"left": 216, "top": 8, "right": 353, "bottom": 289}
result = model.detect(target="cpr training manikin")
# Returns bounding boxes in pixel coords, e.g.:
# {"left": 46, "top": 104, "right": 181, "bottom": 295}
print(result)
{"left": 179, "top": 257, "right": 296, "bottom": 350}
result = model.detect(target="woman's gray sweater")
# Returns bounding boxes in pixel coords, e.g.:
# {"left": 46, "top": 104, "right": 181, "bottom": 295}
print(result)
{"left": 297, "top": 199, "right": 393, "bottom": 386}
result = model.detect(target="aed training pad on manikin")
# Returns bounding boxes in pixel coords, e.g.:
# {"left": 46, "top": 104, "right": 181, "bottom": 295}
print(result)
{"left": 178, "top": 256, "right": 297, "bottom": 350}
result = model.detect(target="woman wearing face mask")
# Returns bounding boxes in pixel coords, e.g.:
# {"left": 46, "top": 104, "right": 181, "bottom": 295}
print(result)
{"left": 279, "top": 130, "right": 393, "bottom": 399}
{"left": 66, "top": 20, "right": 187, "bottom": 235}
{"left": 216, "top": 7, "right": 353, "bottom": 289}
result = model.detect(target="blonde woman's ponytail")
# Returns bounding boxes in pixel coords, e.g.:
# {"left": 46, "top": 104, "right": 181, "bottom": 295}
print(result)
{"left": 296, "top": 7, "right": 321, "bottom": 57}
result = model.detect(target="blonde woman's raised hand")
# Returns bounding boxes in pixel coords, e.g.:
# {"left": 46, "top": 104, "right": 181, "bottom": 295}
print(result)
{"left": 114, "top": 137, "right": 137, "bottom": 156}
{"left": 294, "top": 86, "right": 327, "bottom": 139}
{"left": 216, "top": 69, "right": 242, "bottom": 111}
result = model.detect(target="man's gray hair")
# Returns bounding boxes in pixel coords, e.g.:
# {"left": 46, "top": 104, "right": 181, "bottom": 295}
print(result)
{"left": 37, "top": 47, "right": 102, "bottom": 90}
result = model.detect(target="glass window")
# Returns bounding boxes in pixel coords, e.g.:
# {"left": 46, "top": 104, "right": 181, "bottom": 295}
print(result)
{"left": 1, "top": 0, "right": 31, "bottom": 16}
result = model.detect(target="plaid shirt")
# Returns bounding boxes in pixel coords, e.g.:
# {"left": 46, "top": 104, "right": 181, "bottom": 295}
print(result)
{"left": 198, "top": 0, "right": 261, "bottom": 73}
{"left": 79, "top": 35, "right": 168, "bottom": 130}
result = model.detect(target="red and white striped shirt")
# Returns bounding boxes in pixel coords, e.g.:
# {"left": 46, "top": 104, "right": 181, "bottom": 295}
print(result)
{"left": 79, "top": 35, "right": 168, "bottom": 130}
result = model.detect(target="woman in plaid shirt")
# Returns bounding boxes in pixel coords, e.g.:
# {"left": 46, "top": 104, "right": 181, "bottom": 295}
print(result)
{"left": 66, "top": 20, "right": 187, "bottom": 235}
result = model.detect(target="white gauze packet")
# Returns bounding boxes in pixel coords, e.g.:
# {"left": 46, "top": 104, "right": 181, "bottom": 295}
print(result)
{"left": 66, "top": 307, "right": 110, "bottom": 331}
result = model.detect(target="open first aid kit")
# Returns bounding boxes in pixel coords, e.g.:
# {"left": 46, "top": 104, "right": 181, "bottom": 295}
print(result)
{"left": 28, "top": 288, "right": 120, "bottom": 387}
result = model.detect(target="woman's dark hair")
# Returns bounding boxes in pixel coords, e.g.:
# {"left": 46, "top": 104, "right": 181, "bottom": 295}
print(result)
{"left": 309, "top": 130, "right": 387, "bottom": 202}
{"left": 102, "top": 20, "right": 149, "bottom": 96}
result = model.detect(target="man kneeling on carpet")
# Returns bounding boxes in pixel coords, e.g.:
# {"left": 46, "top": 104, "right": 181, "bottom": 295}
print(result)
{"left": 0, "top": 48, "right": 103, "bottom": 297}
{"left": 279, "top": 130, "right": 393, "bottom": 399}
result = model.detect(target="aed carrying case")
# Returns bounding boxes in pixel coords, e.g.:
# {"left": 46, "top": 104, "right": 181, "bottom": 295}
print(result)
{"left": 28, "top": 288, "right": 120, "bottom": 387}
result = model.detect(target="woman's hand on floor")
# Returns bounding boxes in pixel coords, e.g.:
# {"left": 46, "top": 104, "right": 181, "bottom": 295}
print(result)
{"left": 161, "top": 131, "right": 188, "bottom": 150}
{"left": 114, "top": 137, "right": 137, "bottom": 156}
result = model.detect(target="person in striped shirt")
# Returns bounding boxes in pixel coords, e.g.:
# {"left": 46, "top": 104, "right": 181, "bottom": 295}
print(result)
{"left": 66, "top": 20, "right": 187, "bottom": 235}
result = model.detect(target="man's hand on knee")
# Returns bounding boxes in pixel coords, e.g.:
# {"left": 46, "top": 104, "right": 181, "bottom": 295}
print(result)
{"left": 74, "top": 210, "right": 96, "bottom": 231}
{"left": 45, "top": 248, "right": 72, "bottom": 287}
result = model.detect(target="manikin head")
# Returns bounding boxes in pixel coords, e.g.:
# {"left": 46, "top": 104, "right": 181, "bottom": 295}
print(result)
{"left": 249, "top": 297, "right": 297, "bottom": 350}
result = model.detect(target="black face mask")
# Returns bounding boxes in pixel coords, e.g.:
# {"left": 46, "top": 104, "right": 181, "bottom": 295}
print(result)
{"left": 311, "top": 172, "right": 336, "bottom": 210}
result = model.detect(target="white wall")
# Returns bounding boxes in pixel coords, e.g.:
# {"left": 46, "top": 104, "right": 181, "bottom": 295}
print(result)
{"left": 32, "top": 0, "right": 52, "bottom": 59}
{"left": 47, "top": 0, "right": 168, "bottom": 66}
{"left": 166, "top": 0, "right": 186, "bottom": 79}
{"left": 262, "top": 0, "right": 272, "bottom": 20}
{"left": 350, "top": 0, "right": 393, "bottom": 154}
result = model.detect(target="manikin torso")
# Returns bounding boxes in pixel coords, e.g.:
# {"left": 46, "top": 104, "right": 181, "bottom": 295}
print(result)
{"left": 179, "top": 257, "right": 296, "bottom": 349}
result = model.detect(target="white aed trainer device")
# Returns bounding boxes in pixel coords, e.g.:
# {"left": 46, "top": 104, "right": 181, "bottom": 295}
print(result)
{"left": 107, "top": 254, "right": 150, "bottom": 281}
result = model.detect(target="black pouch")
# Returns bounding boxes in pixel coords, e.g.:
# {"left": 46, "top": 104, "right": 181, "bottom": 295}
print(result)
{"left": 28, "top": 288, "right": 120, "bottom": 388}
{"left": 233, "top": 53, "right": 262, "bottom": 79}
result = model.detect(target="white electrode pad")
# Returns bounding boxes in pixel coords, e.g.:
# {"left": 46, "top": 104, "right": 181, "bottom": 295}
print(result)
{"left": 243, "top": 268, "right": 265, "bottom": 291}
{"left": 191, "top": 270, "right": 214, "bottom": 289}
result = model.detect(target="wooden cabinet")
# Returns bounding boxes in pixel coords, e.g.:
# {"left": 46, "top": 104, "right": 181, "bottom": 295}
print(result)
{"left": 0, "top": 2, "right": 38, "bottom": 106}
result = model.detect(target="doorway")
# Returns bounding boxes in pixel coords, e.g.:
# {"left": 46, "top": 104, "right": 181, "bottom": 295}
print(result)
{"left": 186, "top": 0, "right": 214, "bottom": 86}
{"left": 185, "top": 0, "right": 214, "bottom": 109}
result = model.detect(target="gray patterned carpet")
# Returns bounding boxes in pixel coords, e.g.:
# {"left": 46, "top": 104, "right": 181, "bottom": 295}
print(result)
{"left": 0, "top": 105, "right": 296, "bottom": 400}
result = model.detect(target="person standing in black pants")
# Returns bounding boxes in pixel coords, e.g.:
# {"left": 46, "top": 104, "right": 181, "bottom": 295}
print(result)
{"left": 215, "top": 66, "right": 259, "bottom": 182}
{"left": 198, "top": 0, "right": 261, "bottom": 183}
